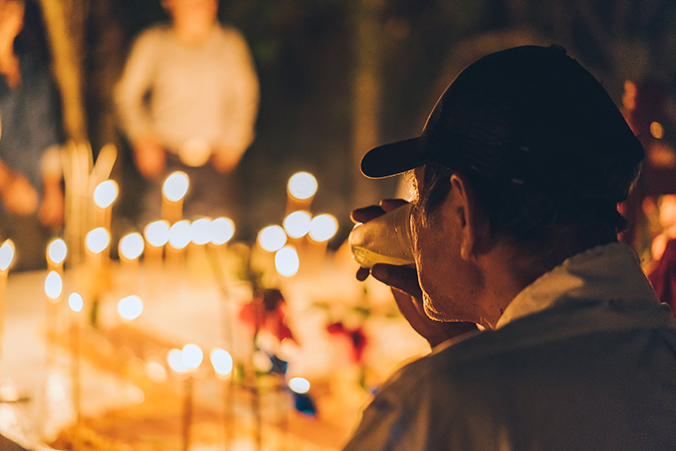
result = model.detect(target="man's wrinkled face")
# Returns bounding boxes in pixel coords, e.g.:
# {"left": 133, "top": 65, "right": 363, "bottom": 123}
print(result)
{"left": 411, "top": 166, "right": 483, "bottom": 323}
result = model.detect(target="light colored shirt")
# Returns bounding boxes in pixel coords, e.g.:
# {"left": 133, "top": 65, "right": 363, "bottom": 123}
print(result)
{"left": 344, "top": 242, "right": 676, "bottom": 450}
{"left": 114, "top": 24, "right": 259, "bottom": 164}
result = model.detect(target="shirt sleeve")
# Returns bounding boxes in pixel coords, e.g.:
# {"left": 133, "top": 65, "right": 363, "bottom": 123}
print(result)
{"left": 113, "top": 29, "right": 161, "bottom": 143}
{"left": 342, "top": 365, "right": 436, "bottom": 451}
{"left": 215, "top": 28, "right": 260, "bottom": 160}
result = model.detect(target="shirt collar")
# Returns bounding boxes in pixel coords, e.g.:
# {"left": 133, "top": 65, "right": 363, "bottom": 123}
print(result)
{"left": 495, "top": 242, "right": 658, "bottom": 329}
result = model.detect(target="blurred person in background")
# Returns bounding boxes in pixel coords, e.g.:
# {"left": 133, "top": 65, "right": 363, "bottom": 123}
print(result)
{"left": 114, "top": 0, "right": 259, "bottom": 224}
{"left": 619, "top": 79, "right": 676, "bottom": 256}
{"left": 0, "top": 0, "right": 64, "bottom": 270}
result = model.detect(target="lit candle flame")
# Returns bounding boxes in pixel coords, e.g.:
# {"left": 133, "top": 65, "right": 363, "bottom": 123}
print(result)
{"left": 288, "top": 172, "right": 317, "bottom": 201}
{"left": 257, "top": 225, "right": 287, "bottom": 252}
{"left": 93, "top": 180, "right": 119, "bottom": 209}
{"left": 182, "top": 344, "right": 203, "bottom": 369}
{"left": 117, "top": 295, "right": 143, "bottom": 320}
{"left": 47, "top": 238, "right": 67, "bottom": 265}
{"left": 68, "top": 293, "right": 83, "bottom": 313}
{"left": 168, "top": 220, "right": 192, "bottom": 249}
{"left": 275, "top": 246, "right": 300, "bottom": 277}
{"left": 190, "top": 218, "right": 212, "bottom": 245}
{"left": 288, "top": 377, "right": 310, "bottom": 394}
{"left": 651, "top": 121, "right": 664, "bottom": 140}
{"left": 210, "top": 217, "right": 236, "bottom": 245}
{"left": 167, "top": 348, "right": 187, "bottom": 373}
{"left": 0, "top": 239, "right": 15, "bottom": 271}
{"left": 85, "top": 228, "right": 111, "bottom": 254}
{"left": 309, "top": 214, "right": 338, "bottom": 242}
{"left": 162, "top": 171, "right": 190, "bottom": 202}
{"left": 44, "top": 271, "right": 63, "bottom": 301}
{"left": 119, "top": 232, "right": 145, "bottom": 260}
{"left": 144, "top": 220, "right": 171, "bottom": 247}
{"left": 210, "top": 348, "right": 233, "bottom": 376}
{"left": 283, "top": 211, "right": 312, "bottom": 239}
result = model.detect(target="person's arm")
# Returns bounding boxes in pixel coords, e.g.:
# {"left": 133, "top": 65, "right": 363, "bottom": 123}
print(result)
{"left": 212, "top": 29, "right": 260, "bottom": 173}
{"left": 352, "top": 199, "right": 477, "bottom": 349}
{"left": 0, "top": 158, "right": 38, "bottom": 216}
{"left": 114, "top": 30, "right": 166, "bottom": 178}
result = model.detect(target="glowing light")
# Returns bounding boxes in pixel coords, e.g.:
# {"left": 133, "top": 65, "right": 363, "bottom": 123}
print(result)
{"left": 117, "top": 295, "right": 143, "bottom": 320}
{"left": 283, "top": 211, "right": 312, "bottom": 239}
{"left": 288, "top": 172, "right": 317, "bottom": 200}
{"left": 47, "top": 239, "right": 67, "bottom": 265}
{"left": 210, "top": 348, "right": 233, "bottom": 376}
{"left": 258, "top": 225, "right": 287, "bottom": 252}
{"left": 190, "top": 218, "right": 212, "bottom": 245}
{"left": 288, "top": 377, "right": 310, "bottom": 394}
{"left": 275, "top": 246, "right": 300, "bottom": 277}
{"left": 0, "top": 239, "right": 15, "bottom": 271}
{"left": 167, "top": 349, "right": 187, "bottom": 373}
{"left": 651, "top": 122, "right": 664, "bottom": 139}
{"left": 85, "top": 227, "right": 110, "bottom": 254}
{"left": 93, "top": 180, "right": 119, "bottom": 209}
{"left": 309, "top": 214, "right": 338, "bottom": 242}
{"left": 144, "top": 221, "right": 170, "bottom": 247}
{"left": 68, "top": 293, "right": 83, "bottom": 312}
{"left": 119, "top": 233, "right": 144, "bottom": 260}
{"left": 44, "top": 271, "right": 63, "bottom": 300}
{"left": 162, "top": 171, "right": 190, "bottom": 202}
{"left": 127, "top": 386, "right": 144, "bottom": 403}
{"left": 168, "top": 220, "right": 191, "bottom": 249}
{"left": 182, "top": 344, "right": 203, "bottom": 369}
{"left": 210, "top": 217, "right": 235, "bottom": 245}
{"left": 146, "top": 360, "right": 167, "bottom": 383}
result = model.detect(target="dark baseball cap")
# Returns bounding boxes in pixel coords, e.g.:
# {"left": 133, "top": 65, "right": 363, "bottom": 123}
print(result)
{"left": 361, "top": 45, "right": 644, "bottom": 204}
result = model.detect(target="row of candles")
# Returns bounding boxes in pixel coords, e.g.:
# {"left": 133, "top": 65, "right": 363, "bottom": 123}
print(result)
{"left": 0, "top": 169, "right": 331, "bottom": 449}
{"left": 1, "top": 236, "right": 314, "bottom": 449}
{"left": 87, "top": 170, "right": 339, "bottom": 279}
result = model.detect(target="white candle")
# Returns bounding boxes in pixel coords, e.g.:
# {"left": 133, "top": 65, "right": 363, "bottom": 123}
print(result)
{"left": 167, "top": 220, "right": 192, "bottom": 267}
{"left": 286, "top": 172, "right": 317, "bottom": 215}
{"left": 118, "top": 232, "right": 144, "bottom": 270}
{"left": 162, "top": 172, "right": 190, "bottom": 225}
{"left": 0, "top": 240, "right": 15, "bottom": 350}
{"left": 46, "top": 238, "right": 67, "bottom": 275}
{"left": 93, "top": 179, "right": 118, "bottom": 231}
{"left": 144, "top": 220, "right": 170, "bottom": 268}
{"left": 68, "top": 292, "right": 83, "bottom": 435}
{"left": 275, "top": 246, "right": 300, "bottom": 278}
{"left": 306, "top": 214, "right": 338, "bottom": 272}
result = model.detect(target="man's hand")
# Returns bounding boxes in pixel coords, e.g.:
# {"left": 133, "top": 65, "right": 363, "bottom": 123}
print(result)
{"left": 351, "top": 199, "right": 477, "bottom": 348}
{"left": 133, "top": 139, "right": 166, "bottom": 179}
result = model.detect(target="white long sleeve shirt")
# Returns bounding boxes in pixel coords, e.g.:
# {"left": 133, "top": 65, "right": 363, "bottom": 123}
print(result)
{"left": 344, "top": 243, "right": 676, "bottom": 450}
{"left": 114, "top": 24, "right": 259, "bottom": 165}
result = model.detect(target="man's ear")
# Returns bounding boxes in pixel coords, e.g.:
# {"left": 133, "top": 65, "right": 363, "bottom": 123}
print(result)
{"left": 449, "top": 174, "right": 485, "bottom": 261}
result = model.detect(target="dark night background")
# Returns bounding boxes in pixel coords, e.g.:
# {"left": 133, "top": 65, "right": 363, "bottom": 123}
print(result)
{"left": 31, "top": 0, "right": 676, "bottom": 246}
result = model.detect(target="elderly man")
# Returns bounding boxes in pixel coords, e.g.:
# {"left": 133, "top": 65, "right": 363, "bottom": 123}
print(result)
{"left": 346, "top": 45, "right": 676, "bottom": 450}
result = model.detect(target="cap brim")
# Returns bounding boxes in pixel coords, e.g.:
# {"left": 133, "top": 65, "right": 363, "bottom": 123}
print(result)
{"left": 360, "top": 138, "right": 427, "bottom": 179}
